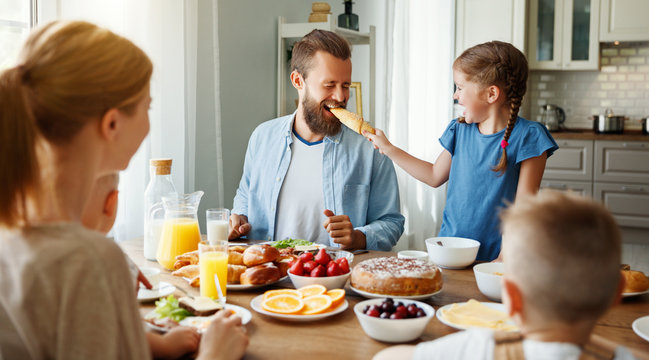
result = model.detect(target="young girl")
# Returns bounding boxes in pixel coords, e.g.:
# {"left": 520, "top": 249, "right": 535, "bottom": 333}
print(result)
{"left": 0, "top": 20, "right": 247, "bottom": 359}
{"left": 365, "top": 41, "right": 558, "bottom": 261}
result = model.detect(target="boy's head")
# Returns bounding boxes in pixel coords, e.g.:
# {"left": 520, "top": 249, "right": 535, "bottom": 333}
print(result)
{"left": 500, "top": 190, "right": 621, "bottom": 326}
{"left": 81, "top": 173, "right": 119, "bottom": 234}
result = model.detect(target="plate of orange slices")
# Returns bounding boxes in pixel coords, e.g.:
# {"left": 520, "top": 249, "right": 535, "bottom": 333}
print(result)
{"left": 250, "top": 285, "right": 348, "bottom": 322}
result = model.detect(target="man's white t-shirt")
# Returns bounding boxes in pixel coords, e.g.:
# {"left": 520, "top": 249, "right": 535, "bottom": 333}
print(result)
{"left": 412, "top": 329, "right": 636, "bottom": 360}
{"left": 274, "top": 131, "right": 330, "bottom": 245}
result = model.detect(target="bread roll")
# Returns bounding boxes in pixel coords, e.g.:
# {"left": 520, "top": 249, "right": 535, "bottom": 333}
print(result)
{"left": 228, "top": 251, "right": 244, "bottom": 266}
{"left": 229, "top": 245, "right": 247, "bottom": 253}
{"left": 274, "top": 254, "right": 298, "bottom": 278}
{"left": 243, "top": 244, "right": 280, "bottom": 266}
{"left": 172, "top": 264, "right": 199, "bottom": 279}
{"left": 329, "top": 107, "right": 375, "bottom": 135}
{"left": 227, "top": 264, "right": 247, "bottom": 284}
{"left": 240, "top": 263, "right": 280, "bottom": 285}
{"left": 622, "top": 269, "right": 649, "bottom": 293}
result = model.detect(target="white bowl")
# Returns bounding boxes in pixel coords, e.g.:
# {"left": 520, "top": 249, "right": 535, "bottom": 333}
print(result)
{"left": 425, "top": 237, "right": 480, "bottom": 269}
{"left": 473, "top": 262, "right": 504, "bottom": 302}
{"left": 353, "top": 298, "right": 434, "bottom": 343}
{"left": 288, "top": 250, "right": 354, "bottom": 290}
{"left": 397, "top": 250, "right": 429, "bottom": 261}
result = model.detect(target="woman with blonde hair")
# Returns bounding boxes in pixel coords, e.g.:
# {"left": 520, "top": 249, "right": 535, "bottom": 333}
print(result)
{"left": 0, "top": 21, "right": 247, "bottom": 359}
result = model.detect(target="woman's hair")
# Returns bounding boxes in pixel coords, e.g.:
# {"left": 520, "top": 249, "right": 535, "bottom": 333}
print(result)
{"left": 454, "top": 41, "right": 528, "bottom": 174}
{"left": 0, "top": 20, "right": 152, "bottom": 228}
{"left": 500, "top": 190, "right": 621, "bottom": 323}
{"left": 291, "top": 29, "right": 351, "bottom": 79}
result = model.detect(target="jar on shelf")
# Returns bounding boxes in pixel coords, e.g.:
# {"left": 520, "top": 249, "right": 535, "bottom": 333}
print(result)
{"left": 338, "top": 0, "right": 359, "bottom": 31}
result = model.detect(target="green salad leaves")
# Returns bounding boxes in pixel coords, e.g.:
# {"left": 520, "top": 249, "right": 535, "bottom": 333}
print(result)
{"left": 154, "top": 295, "right": 192, "bottom": 322}
{"left": 271, "top": 238, "right": 314, "bottom": 249}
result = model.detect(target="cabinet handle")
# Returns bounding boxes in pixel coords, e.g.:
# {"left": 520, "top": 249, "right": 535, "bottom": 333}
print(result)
{"left": 621, "top": 186, "right": 644, "bottom": 192}
{"left": 546, "top": 183, "right": 567, "bottom": 190}
{"left": 622, "top": 143, "right": 645, "bottom": 148}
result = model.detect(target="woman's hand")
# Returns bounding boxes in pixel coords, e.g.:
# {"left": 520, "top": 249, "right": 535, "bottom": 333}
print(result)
{"left": 196, "top": 310, "right": 249, "bottom": 360}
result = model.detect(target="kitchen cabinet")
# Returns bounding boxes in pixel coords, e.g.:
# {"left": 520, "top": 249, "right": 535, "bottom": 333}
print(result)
{"left": 276, "top": 16, "right": 375, "bottom": 123}
{"left": 542, "top": 139, "right": 649, "bottom": 232}
{"left": 454, "top": 0, "right": 526, "bottom": 57}
{"left": 599, "top": 0, "right": 649, "bottom": 41}
{"left": 528, "top": 0, "right": 600, "bottom": 70}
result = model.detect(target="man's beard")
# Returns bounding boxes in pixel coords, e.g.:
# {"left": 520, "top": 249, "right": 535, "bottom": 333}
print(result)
{"left": 301, "top": 88, "right": 343, "bottom": 137}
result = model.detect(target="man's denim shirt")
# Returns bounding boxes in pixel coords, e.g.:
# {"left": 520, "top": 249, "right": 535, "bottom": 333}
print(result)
{"left": 232, "top": 112, "right": 405, "bottom": 251}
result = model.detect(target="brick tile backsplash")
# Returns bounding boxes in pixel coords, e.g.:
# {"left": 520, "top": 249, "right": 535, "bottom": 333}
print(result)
{"left": 528, "top": 42, "right": 649, "bottom": 130}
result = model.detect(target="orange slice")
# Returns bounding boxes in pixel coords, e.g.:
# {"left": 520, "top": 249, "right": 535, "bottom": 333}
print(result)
{"left": 297, "top": 284, "right": 327, "bottom": 298}
{"left": 300, "top": 294, "right": 333, "bottom": 315}
{"left": 263, "top": 289, "right": 301, "bottom": 301}
{"left": 262, "top": 295, "right": 304, "bottom": 314}
{"left": 325, "top": 289, "right": 346, "bottom": 308}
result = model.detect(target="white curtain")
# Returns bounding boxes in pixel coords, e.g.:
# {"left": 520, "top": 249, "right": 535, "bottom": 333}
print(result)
{"left": 382, "top": 0, "right": 454, "bottom": 251}
{"left": 38, "top": 0, "right": 224, "bottom": 242}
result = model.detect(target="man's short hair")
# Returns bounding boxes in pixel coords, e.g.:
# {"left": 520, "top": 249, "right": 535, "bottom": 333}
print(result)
{"left": 500, "top": 190, "right": 621, "bottom": 323}
{"left": 290, "top": 29, "right": 351, "bottom": 79}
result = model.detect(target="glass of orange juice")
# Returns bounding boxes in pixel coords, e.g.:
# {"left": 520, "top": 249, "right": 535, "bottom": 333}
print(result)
{"left": 199, "top": 241, "right": 228, "bottom": 303}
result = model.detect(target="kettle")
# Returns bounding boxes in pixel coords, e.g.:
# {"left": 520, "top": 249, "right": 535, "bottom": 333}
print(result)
{"left": 540, "top": 104, "right": 566, "bottom": 132}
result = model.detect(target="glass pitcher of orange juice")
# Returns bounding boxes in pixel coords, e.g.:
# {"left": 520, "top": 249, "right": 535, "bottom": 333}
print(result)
{"left": 155, "top": 191, "right": 204, "bottom": 270}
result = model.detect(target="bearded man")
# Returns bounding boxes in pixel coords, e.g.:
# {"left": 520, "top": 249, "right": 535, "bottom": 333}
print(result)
{"left": 229, "top": 30, "right": 404, "bottom": 251}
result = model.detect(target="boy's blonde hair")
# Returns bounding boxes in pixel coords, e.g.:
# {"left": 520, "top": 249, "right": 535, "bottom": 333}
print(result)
{"left": 500, "top": 190, "right": 621, "bottom": 323}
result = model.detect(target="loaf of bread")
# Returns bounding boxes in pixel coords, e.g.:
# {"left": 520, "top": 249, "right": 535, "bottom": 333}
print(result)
{"left": 622, "top": 269, "right": 649, "bottom": 293}
{"left": 240, "top": 263, "right": 280, "bottom": 285}
{"left": 243, "top": 244, "right": 280, "bottom": 266}
{"left": 329, "top": 107, "right": 375, "bottom": 135}
{"left": 227, "top": 264, "right": 247, "bottom": 284}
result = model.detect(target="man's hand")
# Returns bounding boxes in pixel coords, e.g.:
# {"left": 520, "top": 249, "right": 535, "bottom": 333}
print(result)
{"left": 228, "top": 214, "right": 251, "bottom": 240}
{"left": 323, "top": 209, "right": 366, "bottom": 250}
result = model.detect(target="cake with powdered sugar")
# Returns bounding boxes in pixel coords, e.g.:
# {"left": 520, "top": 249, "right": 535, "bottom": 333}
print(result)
{"left": 351, "top": 257, "right": 443, "bottom": 296}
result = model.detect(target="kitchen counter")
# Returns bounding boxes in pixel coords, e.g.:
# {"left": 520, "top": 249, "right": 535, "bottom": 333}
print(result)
{"left": 550, "top": 130, "right": 648, "bottom": 141}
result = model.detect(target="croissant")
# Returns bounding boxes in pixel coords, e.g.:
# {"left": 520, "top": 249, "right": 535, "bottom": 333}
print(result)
{"left": 172, "top": 264, "right": 199, "bottom": 279}
{"left": 329, "top": 107, "right": 375, "bottom": 135}
{"left": 173, "top": 250, "right": 199, "bottom": 270}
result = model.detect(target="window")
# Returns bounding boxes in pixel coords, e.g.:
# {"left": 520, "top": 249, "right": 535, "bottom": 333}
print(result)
{"left": 0, "top": 0, "right": 36, "bottom": 71}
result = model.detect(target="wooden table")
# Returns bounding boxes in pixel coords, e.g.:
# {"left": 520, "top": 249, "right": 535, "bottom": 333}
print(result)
{"left": 120, "top": 239, "right": 649, "bottom": 359}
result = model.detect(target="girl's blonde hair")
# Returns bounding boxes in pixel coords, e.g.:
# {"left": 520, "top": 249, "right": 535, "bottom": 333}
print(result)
{"left": 454, "top": 41, "right": 528, "bottom": 174}
{"left": 0, "top": 20, "right": 152, "bottom": 228}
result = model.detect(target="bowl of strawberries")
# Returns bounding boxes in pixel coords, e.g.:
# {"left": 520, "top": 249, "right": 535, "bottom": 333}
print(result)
{"left": 288, "top": 248, "right": 354, "bottom": 290}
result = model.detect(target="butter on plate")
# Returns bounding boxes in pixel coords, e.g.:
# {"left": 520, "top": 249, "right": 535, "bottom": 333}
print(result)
{"left": 439, "top": 299, "right": 518, "bottom": 331}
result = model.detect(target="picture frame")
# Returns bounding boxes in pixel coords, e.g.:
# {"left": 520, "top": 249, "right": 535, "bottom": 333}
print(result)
{"left": 348, "top": 82, "right": 362, "bottom": 117}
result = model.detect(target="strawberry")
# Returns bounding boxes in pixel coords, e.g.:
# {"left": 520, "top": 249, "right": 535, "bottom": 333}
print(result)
{"left": 303, "top": 260, "right": 317, "bottom": 274}
{"left": 335, "top": 257, "right": 350, "bottom": 274}
{"left": 310, "top": 264, "right": 326, "bottom": 277}
{"left": 289, "top": 259, "right": 304, "bottom": 276}
{"left": 326, "top": 261, "right": 342, "bottom": 276}
{"left": 314, "top": 248, "right": 331, "bottom": 266}
{"left": 298, "top": 252, "right": 314, "bottom": 263}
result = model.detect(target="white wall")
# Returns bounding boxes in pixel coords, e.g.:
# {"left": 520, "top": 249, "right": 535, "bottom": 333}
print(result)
{"left": 195, "top": 0, "right": 387, "bottom": 220}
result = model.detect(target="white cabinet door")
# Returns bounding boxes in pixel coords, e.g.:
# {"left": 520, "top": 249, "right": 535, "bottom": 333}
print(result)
{"left": 594, "top": 182, "right": 649, "bottom": 228}
{"left": 455, "top": 0, "right": 526, "bottom": 57}
{"left": 543, "top": 139, "right": 594, "bottom": 181}
{"left": 528, "top": 0, "right": 600, "bottom": 70}
{"left": 594, "top": 140, "right": 649, "bottom": 184}
{"left": 600, "top": 0, "right": 649, "bottom": 41}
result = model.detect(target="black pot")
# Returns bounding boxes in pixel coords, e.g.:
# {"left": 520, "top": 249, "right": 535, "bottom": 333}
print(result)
{"left": 643, "top": 117, "right": 648, "bottom": 135}
{"left": 593, "top": 115, "right": 625, "bottom": 134}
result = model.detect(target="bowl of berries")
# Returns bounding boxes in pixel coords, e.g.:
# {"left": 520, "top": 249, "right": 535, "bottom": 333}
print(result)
{"left": 354, "top": 297, "right": 435, "bottom": 343}
{"left": 288, "top": 248, "right": 354, "bottom": 290}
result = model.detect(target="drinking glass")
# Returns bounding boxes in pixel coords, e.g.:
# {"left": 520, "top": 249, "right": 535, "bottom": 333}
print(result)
{"left": 206, "top": 208, "right": 230, "bottom": 245}
{"left": 199, "top": 241, "right": 228, "bottom": 303}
